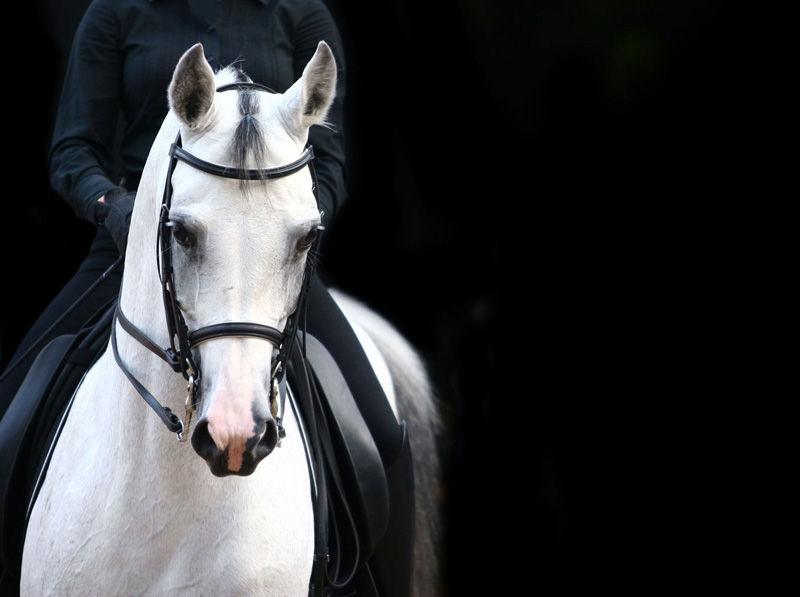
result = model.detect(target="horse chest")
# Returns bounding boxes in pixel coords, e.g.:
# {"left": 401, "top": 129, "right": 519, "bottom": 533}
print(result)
{"left": 21, "top": 368, "right": 315, "bottom": 596}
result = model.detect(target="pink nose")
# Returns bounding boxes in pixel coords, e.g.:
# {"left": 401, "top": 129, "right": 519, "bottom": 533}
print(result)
{"left": 191, "top": 414, "right": 278, "bottom": 476}
{"left": 206, "top": 408, "right": 259, "bottom": 472}
{"left": 189, "top": 352, "right": 280, "bottom": 475}
{"left": 191, "top": 366, "right": 278, "bottom": 475}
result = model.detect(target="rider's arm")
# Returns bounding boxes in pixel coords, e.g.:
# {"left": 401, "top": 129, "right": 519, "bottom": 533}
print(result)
{"left": 48, "top": 0, "right": 123, "bottom": 225}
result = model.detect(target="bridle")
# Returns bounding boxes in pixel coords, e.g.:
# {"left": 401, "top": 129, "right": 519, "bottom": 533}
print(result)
{"left": 111, "top": 81, "right": 355, "bottom": 596}
{"left": 111, "top": 81, "right": 319, "bottom": 442}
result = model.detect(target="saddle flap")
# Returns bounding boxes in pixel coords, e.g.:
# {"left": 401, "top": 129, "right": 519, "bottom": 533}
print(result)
{"left": 292, "top": 334, "right": 390, "bottom": 562}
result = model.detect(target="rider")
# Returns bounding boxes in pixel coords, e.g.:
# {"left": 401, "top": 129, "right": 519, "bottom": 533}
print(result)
{"left": 0, "top": 0, "right": 403, "bottom": 470}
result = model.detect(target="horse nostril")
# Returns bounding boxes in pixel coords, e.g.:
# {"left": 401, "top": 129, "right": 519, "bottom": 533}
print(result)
{"left": 251, "top": 418, "right": 279, "bottom": 462}
{"left": 191, "top": 419, "right": 218, "bottom": 461}
{"left": 191, "top": 417, "right": 278, "bottom": 476}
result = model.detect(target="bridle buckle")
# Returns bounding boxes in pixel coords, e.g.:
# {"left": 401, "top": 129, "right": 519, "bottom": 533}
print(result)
{"left": 178, "top": 374, "right": 198, "bottom": 443}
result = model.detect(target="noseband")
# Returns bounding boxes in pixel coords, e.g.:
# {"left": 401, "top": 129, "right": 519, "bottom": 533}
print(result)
{"left": 112, "top": 81, "right": 319, "bottom": 441}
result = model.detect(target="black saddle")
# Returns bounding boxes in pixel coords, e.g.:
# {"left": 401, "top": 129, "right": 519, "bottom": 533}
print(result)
{"left": 0, "top": 301, "right": 414, "bottom": 597}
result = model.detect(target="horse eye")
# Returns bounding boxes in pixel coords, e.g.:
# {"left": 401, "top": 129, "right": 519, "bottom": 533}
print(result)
{"left": 299, "top": 226, "right": 323, "bottom": 250}
{"left": 171, "top": 222, "right": 193, "bottom": 247}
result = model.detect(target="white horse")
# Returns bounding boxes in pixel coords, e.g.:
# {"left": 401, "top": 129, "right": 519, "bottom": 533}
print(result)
{"left": 21, "top": 42, "right": 440, "bottom": 596}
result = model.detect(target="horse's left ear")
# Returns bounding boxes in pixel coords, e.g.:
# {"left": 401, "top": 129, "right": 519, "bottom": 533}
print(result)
{"left": 169, "top": 43, "right": 217, "bottom": 129}
{"left": 282, "top": 41, "right": 337, "bottom": 132}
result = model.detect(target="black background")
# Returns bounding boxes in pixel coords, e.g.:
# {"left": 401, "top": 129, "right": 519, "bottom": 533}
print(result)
{"left": 3, "top": 1, "right": 798, "bottom": 595}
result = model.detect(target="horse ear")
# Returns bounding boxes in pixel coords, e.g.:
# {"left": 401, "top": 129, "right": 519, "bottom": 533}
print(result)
{"left": 169, "top": 43, "right": 217, "bottom": 129}
{"left": 283, "top": 41, "right": 337, "bottom": 132}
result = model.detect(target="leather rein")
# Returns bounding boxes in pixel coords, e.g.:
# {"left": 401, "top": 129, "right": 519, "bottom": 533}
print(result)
{"left": 111, "top": 81, "right": 319, "bottom": 442}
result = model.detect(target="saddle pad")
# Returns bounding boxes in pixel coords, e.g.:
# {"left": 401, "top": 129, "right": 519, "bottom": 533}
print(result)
{"left": 302, "top": 333, "right": 390, "bottom": 554}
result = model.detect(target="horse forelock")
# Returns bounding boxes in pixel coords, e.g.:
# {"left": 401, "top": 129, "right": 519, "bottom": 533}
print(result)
{"left": 233, "top": 89, "right": 265, "bottom": 181}
{"left": 212, "top": 66, "right": 268, "bottom": 190}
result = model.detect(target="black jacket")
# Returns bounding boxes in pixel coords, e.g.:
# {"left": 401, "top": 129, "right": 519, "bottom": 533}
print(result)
{"left": 49, "top": 0, "right": 347, "bottom": 227}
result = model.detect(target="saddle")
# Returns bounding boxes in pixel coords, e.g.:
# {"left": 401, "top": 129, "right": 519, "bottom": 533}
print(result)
{"left": 0, "top": 300, "right": 414, "bottom": 597}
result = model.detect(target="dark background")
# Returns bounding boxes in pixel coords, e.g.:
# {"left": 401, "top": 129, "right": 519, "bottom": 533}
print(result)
{"left": 3, "top": 1, "right": 798, "bottom": 595}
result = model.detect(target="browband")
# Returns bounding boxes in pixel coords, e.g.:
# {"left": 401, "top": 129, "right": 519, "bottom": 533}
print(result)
{"left": 169, "top": 144, "right": 315, "bottom": 181}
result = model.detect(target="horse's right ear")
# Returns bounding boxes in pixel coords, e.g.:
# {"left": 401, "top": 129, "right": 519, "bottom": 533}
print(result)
{"left": 169, "top": 44, "right": 217, "bottom": 129}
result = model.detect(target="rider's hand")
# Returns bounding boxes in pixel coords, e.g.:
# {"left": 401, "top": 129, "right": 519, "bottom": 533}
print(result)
{"left": 94, "top": 188, "right": 136, "bottom": 256}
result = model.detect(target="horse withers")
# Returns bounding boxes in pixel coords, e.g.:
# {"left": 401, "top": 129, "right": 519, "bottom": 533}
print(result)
{"left": 19, "top": 42, "right": 441, "bottom": 596}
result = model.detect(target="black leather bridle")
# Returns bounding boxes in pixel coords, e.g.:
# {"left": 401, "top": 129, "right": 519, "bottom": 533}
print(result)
{"left": 111, "top": 81, "right": 320, "bottom": 442}
{"left": 110, "top": 81, "right": 357, "bottom": 596}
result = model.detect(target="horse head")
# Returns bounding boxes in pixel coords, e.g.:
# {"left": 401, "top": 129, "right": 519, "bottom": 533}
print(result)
{"left": 159, "top": 42, "right": 336, "bottom": 476}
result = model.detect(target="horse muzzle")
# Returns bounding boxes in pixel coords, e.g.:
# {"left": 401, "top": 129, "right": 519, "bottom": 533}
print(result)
{"left": 191, "top": 414, "right": 279, "bottom": 476}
